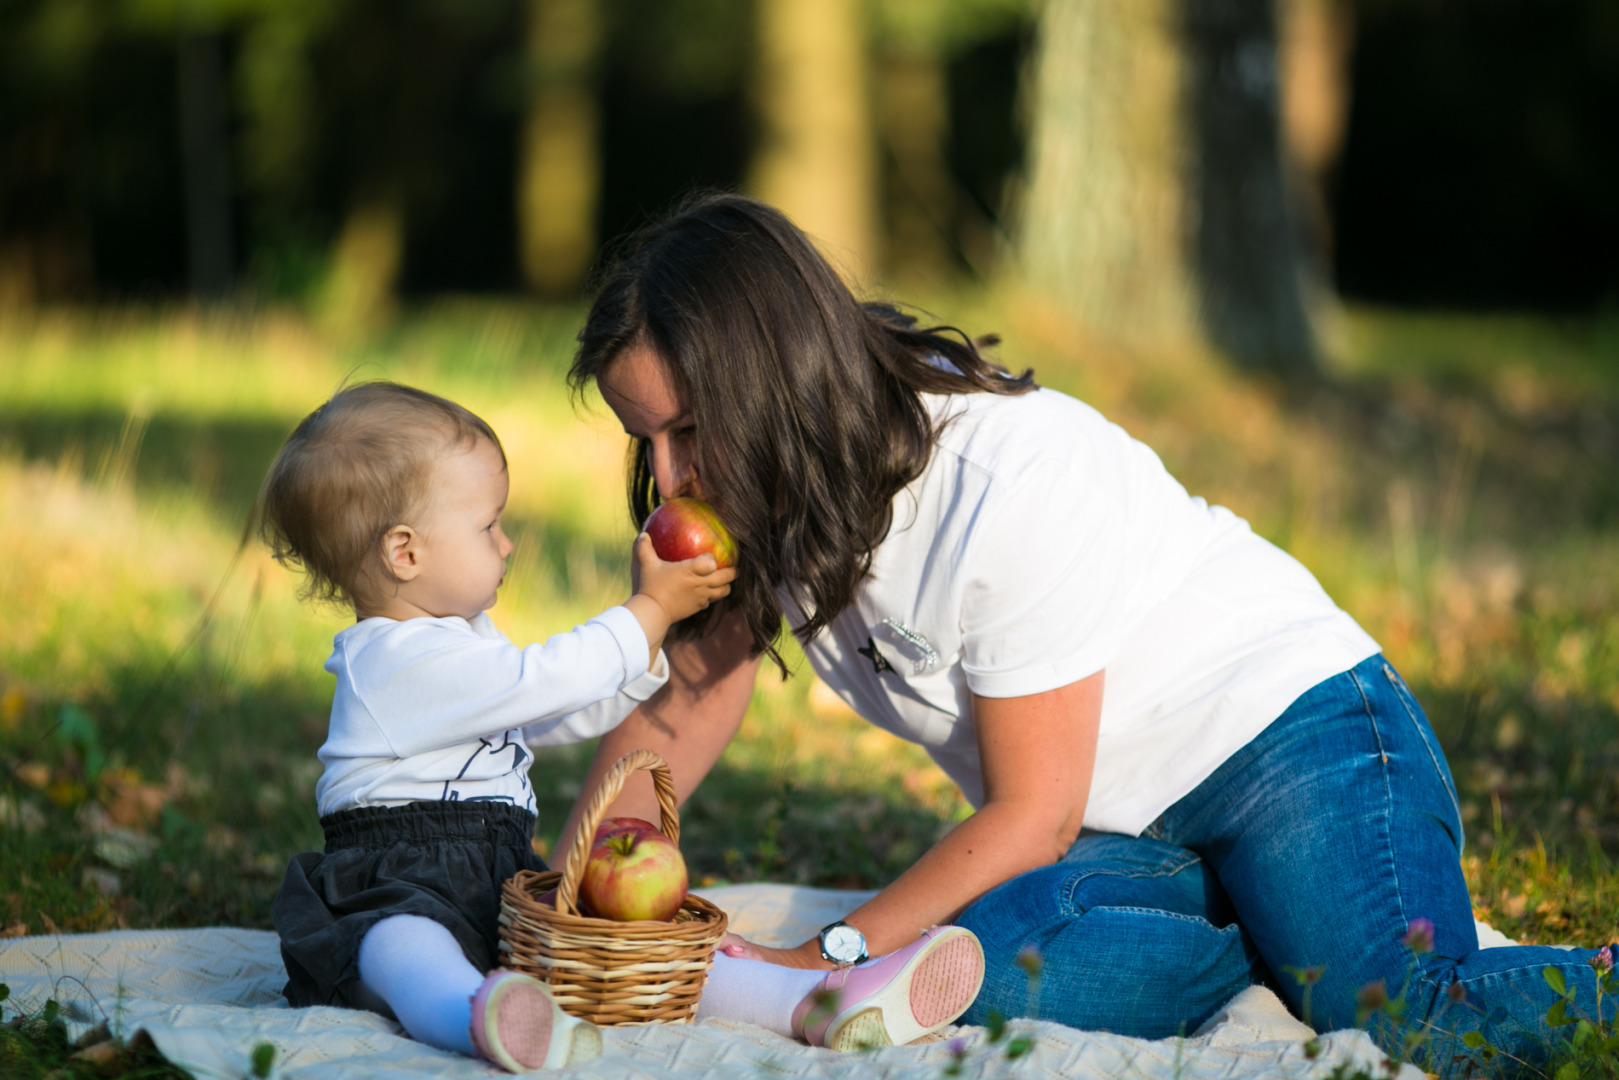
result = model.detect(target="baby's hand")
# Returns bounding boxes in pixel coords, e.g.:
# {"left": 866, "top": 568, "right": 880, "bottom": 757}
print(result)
{"left": 631, "top": 532, "right": 736, "bottom": 624}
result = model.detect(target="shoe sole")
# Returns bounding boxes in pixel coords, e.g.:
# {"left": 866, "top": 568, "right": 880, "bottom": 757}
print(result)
{"left": 823, "top": 930, "right": 985, "bottom": 1052}
{"left": 473, "top": 973, "right": 603, "bottom": 1071}
{"left": 558, "top": 1020, "right": 603, "bottom": 1068}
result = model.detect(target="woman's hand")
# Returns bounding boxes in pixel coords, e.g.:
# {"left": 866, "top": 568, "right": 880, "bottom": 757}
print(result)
{"left": 718, "top": 933, "right": 831, "bottom": 970}
{"left": 810, "top": 672, "right": 1104, "bottom": 960}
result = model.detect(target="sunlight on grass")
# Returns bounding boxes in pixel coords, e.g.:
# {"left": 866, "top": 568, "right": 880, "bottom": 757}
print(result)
{"left": 0, "top": 454, "right": 326, "bottom": 695}
{"left": 1, "top": 296, "right": 1616, "bottom": 952}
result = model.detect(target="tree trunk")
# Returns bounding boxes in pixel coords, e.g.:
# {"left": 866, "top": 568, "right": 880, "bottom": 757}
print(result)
{"left": 177, "top": 30, "right": 235, "bottom": 301}
{"left": 877, "top": 48, "right": 957, "bottom": 284}
{"left": 518, "top": 0, "right": 602, "bottom": 298}
{"left": 321, "top": 194, "right": 403, "bottom": 330}
{"left": 0, "top": 108, "right": 94, "bottom": 307}
{"left": 1018, "top": 0, "right": 1320, "bottom": 374}
{"left": 1018, "top": 0, "right": 1198, "bottom": 349}
{"left": 1185, "top": 0, "right": 1319, "bottom": 371}
{"left": 1278, "top": 0, "right": 1354, "bottom": 280}
{"left": 748, "top": 0, "right": 879, "bottom": 280}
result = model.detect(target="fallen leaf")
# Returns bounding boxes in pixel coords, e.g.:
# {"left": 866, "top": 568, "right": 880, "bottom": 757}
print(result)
{"left": 47, "top": 779, "right": 86, "bottom": 807}
{"left": 82, "top": 866, "right": 122, "bottom": 896}
{"left": 92, "top": 828, "right": 158, "bottom": 869}
{"left": 71, "top": 1039, "right": 121, "bottom": 1067}
{"left": 103, "top": 771, "right": 171, "bottom": 829}
{"left": 0, "top": 795, "right": 46, "bottom": 832}
{"left": 15, "top": 761, "right": 49, "bottom": 790}
{"left": 0, "top": 686, "right": 26, "bottom": 733}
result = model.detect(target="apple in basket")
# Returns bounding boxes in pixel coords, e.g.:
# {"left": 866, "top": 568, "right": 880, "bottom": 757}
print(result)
{"left": 644, "top": 497, "right": 737, "bottom": 569}
{"left": 579, "top": 816, "right": 688, "bottom": 922}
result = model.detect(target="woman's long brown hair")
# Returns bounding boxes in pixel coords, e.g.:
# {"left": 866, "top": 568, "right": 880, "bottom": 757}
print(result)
{"left": 571, "top": 193, "right": 1035, "bottom": 672}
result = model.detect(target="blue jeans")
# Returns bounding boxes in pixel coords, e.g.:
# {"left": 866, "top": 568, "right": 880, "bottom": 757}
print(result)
{"left": 956, "top": 655, "right": 1611, "bottom": 1072}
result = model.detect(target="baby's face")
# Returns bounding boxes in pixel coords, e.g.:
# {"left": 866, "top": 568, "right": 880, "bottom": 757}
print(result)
{"left": 409, "top": 436, "right": 514, "bottom": 619}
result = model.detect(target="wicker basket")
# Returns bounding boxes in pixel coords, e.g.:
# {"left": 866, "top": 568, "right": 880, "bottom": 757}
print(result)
{"left": 498, "top": 749, "right": 728, "bottom": 1026}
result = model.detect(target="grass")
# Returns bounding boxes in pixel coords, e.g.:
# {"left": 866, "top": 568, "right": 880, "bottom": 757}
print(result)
{"left": 1, "top": 294, "right": 1616, "bottom": 1074}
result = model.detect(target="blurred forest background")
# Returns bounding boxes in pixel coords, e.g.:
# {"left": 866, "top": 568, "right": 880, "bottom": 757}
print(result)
{"left": 3, "top": 0, "right": 1619, "bottom": 984}
{"left": 3, "top": 0, "right": 1615, "bottom": 338}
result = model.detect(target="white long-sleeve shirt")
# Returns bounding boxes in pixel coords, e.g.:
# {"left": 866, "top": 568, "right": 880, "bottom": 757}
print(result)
{"left": 313, "top": 607, "right": 667, "bottom": 816}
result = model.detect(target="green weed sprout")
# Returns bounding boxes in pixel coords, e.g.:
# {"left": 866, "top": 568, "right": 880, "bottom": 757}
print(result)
{"left": 1297, "top": 926, "right": 1619, "bottom": 1079}
{"left": 1424, "top": 943, "right": 1619, "bottom": 1079}
{"left": 1533, "top": 946, "right": 1619, "bottom": 1080}
{"left": 1283, "top": 963, "right": 1326, "bottom": 1060}
{"left": 1284, "top": 918, "right": 1474, "bottom": 1079}
{"left": 0, "top": 979, "right": 193, "bottom": 1078}
{"left": 1349, "top": 917, "right": 1488, "bottom": 1077}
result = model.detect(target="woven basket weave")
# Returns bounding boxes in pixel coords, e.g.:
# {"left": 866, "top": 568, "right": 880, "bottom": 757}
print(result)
{"left": 498, "top": 749, "right": 728, "bottom": 1026}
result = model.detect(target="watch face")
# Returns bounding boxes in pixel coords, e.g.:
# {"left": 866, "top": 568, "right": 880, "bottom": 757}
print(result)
{"left": 822, "top": 923, "right": 866, "bottom": 963}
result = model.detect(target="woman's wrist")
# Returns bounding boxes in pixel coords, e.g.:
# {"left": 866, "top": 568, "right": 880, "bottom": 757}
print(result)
{"left": 718, "top": 935, "right": 833, "bottom": 970}
{"left": 792, "top": 939, "right": 836, "bottom": 970}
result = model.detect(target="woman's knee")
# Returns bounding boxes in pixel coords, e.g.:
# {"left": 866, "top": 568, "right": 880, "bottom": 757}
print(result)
{"left": 956, "top": 839, "right": 1263, "bottom": 1035}
{"left": 961, "top": 905, "right": 1260, "bottom": 1036}
{"left": 959, "top": 834, "right": 1235, "bottom": 943}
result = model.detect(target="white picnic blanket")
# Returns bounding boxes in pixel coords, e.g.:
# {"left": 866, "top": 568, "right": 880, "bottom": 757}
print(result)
{"left": 0, "top": 883, "right": 1433, "bottom": 1080}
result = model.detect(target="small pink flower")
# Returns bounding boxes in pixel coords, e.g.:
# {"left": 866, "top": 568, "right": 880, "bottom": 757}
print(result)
{"left": 1447, "top": 982, "right": 1467, "bottom": 1005}
{"left": 1402, "top": 918, "right": 1435, "bottom": 954}
{"left": 947, "top": 1036, "right": 968, "bottom": 1057}
{"left": 1592, "top": 947, "right": 1614, "bottom": 973}
{"left": 1357, "top": 980, "right": 1389, "bottom": 1012}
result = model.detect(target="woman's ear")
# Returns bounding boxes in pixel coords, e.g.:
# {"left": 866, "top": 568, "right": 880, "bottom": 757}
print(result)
{"left": 380, "top": 524, "right": 422, "bottom": 582}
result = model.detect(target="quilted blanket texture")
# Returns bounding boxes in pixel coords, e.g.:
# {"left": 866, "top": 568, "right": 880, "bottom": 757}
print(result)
{"left": 0, "top": 883, "right": 1427, "bottom": 1079}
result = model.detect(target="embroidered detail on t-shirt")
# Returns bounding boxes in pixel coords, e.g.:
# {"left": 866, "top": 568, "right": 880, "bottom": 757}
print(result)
{"left": 858, "top": 637, "right": 893, "bottom": 675}
{"left": 879, "top": 617, "right": 939, "bottom": 674}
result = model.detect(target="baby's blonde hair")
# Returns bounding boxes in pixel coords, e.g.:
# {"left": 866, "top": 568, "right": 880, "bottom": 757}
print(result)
{"left": 256, "top": 381, "right": 506, "bottom": 608}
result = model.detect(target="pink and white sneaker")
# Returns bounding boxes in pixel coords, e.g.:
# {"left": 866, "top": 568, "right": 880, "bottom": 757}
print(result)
{"left": 791, "top": 926, "right": 985, "bottom": 1052}
{"left": 469, "top": 970, "right": 603, "bottom": 1072}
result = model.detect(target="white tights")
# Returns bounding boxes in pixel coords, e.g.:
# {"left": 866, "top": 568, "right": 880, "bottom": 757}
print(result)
{"left": 356, "top": 914, "right": 483, "bottom": 1057}
{"left": 695, "top": 953, "right": 826, "bottom": 1036}
{"left": 357, "top": 914, "right": 827, "bottom": 1049}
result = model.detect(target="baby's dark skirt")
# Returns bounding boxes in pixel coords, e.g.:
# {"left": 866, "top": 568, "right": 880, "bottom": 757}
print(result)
{"left": 272, "top": 800, "right": 548, "bottom": 1008}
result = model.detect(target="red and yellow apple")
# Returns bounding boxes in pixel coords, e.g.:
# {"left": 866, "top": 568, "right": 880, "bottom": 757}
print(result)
{"left": 578, "top": 816, "right": 689, "bottom": 922}
{"left": 644, "top": 497, "right": 737, "bottom": 569}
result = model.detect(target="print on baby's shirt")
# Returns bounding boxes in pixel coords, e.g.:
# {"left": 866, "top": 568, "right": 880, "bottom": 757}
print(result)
{"left": 441, "top": 733, "right": 531, "bottom": 804}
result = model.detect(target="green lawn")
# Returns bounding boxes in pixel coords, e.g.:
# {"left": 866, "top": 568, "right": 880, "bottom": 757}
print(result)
{"left": 1, "top": 296, "right": 1616, "bottom": 1060}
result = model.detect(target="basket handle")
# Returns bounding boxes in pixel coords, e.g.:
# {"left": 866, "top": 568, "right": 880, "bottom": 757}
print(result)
{"left": 555, "top": 749, "right": 681, "bottom": 917}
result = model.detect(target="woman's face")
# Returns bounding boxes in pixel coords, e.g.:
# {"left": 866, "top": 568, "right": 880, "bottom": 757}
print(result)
{"left": 599, "top": 342, "right": 702, "bottom": 500}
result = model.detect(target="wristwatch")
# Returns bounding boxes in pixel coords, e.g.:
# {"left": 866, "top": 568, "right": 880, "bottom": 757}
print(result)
{"left": 817, "top": 920, "right": 869, "bottom": 966}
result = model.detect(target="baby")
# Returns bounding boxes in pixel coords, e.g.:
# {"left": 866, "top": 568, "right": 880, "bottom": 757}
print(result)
{"left": 257, "top": 381, "right": 733, "bottom": 1071}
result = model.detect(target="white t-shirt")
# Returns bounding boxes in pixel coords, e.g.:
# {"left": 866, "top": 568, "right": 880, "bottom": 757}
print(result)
{"left": 791, "top": 387, "right": 1379, "bottom": 835}
{"left": 314, "top": 607, "right": 667, "bottom": 817}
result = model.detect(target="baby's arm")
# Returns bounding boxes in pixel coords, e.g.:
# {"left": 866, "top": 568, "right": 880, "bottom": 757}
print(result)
{"left": 338, "top": 611, "right": 666, "bottom": 759}
{"left": 622, "top": 533, "right": 737, "bottom": 665}
{"left": 522, "top": 649, "right": 667, "bottom": 748}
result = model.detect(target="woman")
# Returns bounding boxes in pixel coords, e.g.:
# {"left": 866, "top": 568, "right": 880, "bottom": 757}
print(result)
{"left": 555, "top": 193, "right": 1608, "bottom": 1069}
